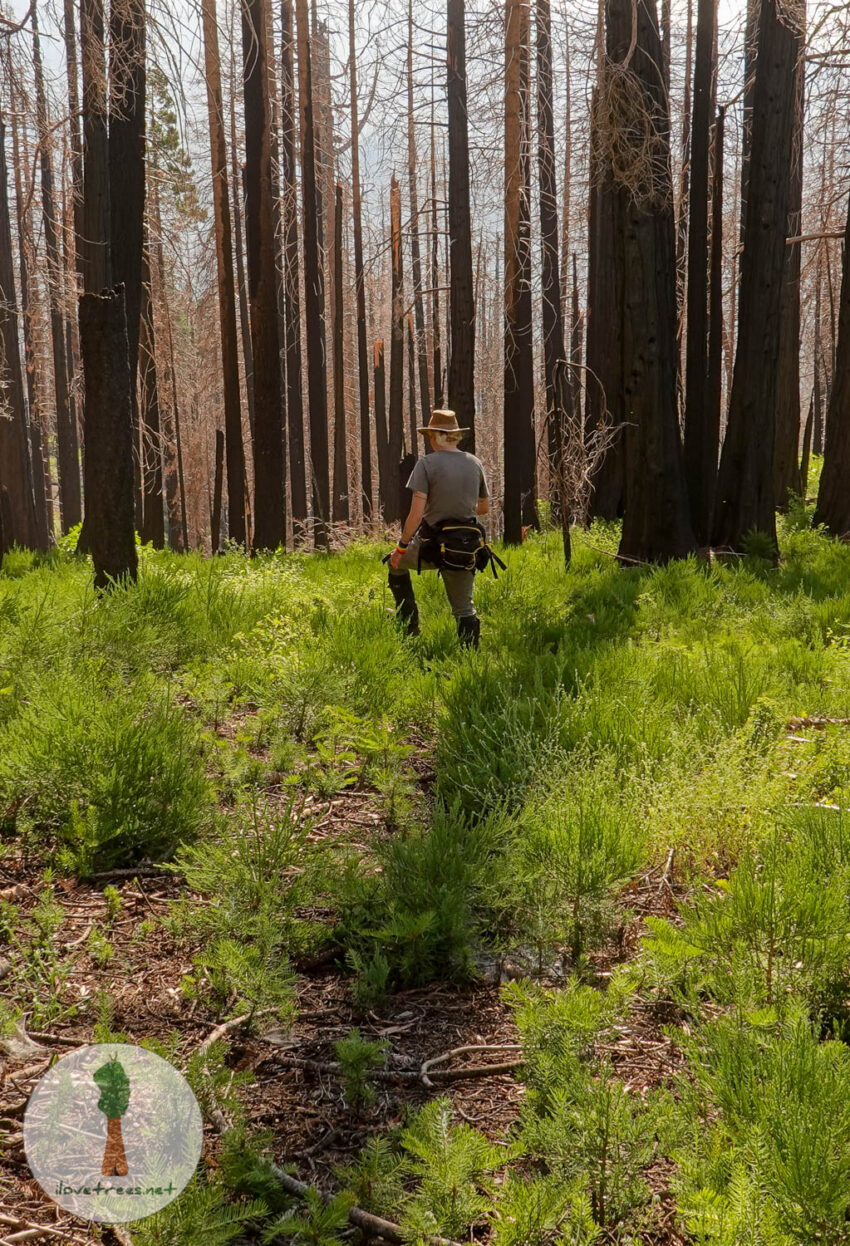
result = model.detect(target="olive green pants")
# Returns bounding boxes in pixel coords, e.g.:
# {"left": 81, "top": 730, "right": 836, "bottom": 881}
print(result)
{"left": 388, "top": 534, "right": 476, "bottom": 618}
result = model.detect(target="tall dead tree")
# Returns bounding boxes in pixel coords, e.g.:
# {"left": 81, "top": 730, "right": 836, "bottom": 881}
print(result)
{"left": 32, "top": 4, "right": 81, "bottom": 533}
{"left": 281, "top": 0, "right": 307, "bottom": 527}
{"left": 332, "top": 183, "right": 349, "bottom": 523}
{"left": 430, "top": 98, "right": 443, "bottom": 408}
{"left": 535, "top": 0, "right": 568, "bottom": 518}
{"left": 229, "top": 66, "right": 255, "bottom": 436}
{"left": 503, "top": 0, "right": 537, "bottom": 544}
{"left": 63, "top": 0, "right": 84, "bottom": 281}
{"left": 295, "top": 0, "right": 330, "bottom": 548}
{"left": 607, "top": 0, "right": 696, "bottom": 563}
{"left": 243, "top": 0, "right": 285, "bottom": 550}
{"left": 705, "top": 105, "right": 724, "bottom": 514}
{"left": 711, "top": 0, "right": 803, "bottom": 555}
{"left": 813, "top": 191, "right": 850, "bottom": 537}
{"left": 374, "top": 339, "right": 391, "bottom": 516}
{"left": 80, "top": 0, "right": 111, "bottom": 293}
{"left": 447, "top": 0, "right": 475, "bottom": 446}
{"left": 348, "top": 0, "right": 372, "bottom": 519}
{"left": 407, "top": 0, "right": 431, "bottom": 422}
{"left": 109, "top": 0, "right": 146, "bottom": 526}
{"left": 773, "top": 43, "right": 804, "bottom": 508}
{"left": 585, "top": 65, "right": 625, "bottom": 518}
{"left": 138, "top": 238, "right": 164, "bottom": 547}
{"left": 0, "top": 110, "right": 36, "bottom": 549}
{"left": 682, "top": 0, "right": 718, "bottom": 543}
{"left": 202, "top": 0, "right": 246, "bottom": 545}
{"left": 9, "top": 103, "right": 51, "bottom": 547}
{"left": 387, "top": 175, "right": 405, "bottom": 523}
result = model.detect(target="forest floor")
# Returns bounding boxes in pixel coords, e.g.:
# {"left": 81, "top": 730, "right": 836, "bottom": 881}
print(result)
{"left": 4, "top": 490, "right": 850, "bottom": 1244}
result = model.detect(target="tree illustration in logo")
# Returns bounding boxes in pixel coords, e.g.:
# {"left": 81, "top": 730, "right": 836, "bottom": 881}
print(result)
{"left": 93, "top": 1057, "right": 130, "bottom": 1176}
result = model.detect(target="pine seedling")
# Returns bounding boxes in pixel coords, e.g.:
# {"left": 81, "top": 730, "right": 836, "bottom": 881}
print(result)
{"left": 400, "top": 1098, "right": 506, "bottom": 1240}
{"left": 261, "top": 1187, "right": 352, "bottom": 1246}
{"left": 93, "top": 1056, "right": 131, "bottom": 1176}
{"left": 333, "top": 1029, "right": 388, "bottom": 1109}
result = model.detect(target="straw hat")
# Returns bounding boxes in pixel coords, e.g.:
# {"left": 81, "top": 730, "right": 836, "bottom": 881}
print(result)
{"left": 417, "top": 409, "right": 470, "bottom": 435}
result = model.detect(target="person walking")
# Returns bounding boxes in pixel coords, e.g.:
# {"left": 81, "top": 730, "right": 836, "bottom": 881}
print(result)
{"left": 387, "top": 409, "right": 489, "bottom": 648}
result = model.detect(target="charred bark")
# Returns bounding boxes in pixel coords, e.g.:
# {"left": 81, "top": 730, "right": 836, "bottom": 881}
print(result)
{"left": 203, "top": 0, "right": 246, "bottom": 546}
{"left": 447, "top": 0, "right": 475, "bottom": 447}
{"left": 387, "top": 176, "right": 405, "bottom": 524}
{"left": 332, "top": 184, "right": 349, "bottom": 523}
{"left": 711, "top": 0, "right": 802, "bottom": 555}
{"left": 608, "top": 0, "right": 696, "bottom": 563}
{"left": 242, "top": 0, "right": 285, "bottom": 550}
{"left": 33, "top": 5, "right": 81, "bottom": 532}
{"left": 503, "top": 0, "right": 537, "bottom": 544}
{"left": 682, "top": 0, "right": 717, "bottom": 543}
{"left": 295, "top": 0, "right": 330, "bottom": 548}
{"left": 535, "top": 0, "right": 568, "bottom": 521}
{"left": 138, "top": 241, "right": 163, "bottom": 547}
{"left": 281, "top": 0, "right": 307, "bottom": 527}
{"left": 348, "top": 0, "right": 372, "bottom": 520}
{"left": 79, "top": 287, "right": 138, "bottom": 587}
{"left": 773, "top": 45, "right": 804, "bottom": 508}
{"left": 813, "top": 192, "right": 850, "bottom": 537}
{"left": 0, "top": 111, "right": 36, "bottom": 549}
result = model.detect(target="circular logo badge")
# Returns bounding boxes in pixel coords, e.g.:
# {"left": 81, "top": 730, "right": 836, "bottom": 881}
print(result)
{"left": 23, "top": 1043, "right": 203, "bottom": 1224}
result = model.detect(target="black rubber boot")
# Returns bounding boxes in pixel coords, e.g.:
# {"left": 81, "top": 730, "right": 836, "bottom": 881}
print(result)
{"left": 457, "top": 615, "right": 480, "bottom": 649}
{"left": 388, "top": 571, "right": 420, "bottom": 636}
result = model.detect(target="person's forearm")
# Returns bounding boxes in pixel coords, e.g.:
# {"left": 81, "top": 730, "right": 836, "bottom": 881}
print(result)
{"left": 476, "top": 498, "right": 490, "bottom": 516}
{"left": 400, "top": 498, "right": 426, "bottom": 544}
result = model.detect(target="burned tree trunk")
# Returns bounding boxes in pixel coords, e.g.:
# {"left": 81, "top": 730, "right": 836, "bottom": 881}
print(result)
{"left": 295, "top": 0, "right": 330, "bottom": 548}
{"left": 813, "top": 192, "right": 850, "bottom": 538}
{"left": 704, "top": 105, "right": 724, "bottom": 527}
{"left": 109, "top": 0, "right": 146, "bottom": 525}
{"left": 387, "top": 176, "right": 405, "bottom": 524}
{"left": 535, "top": 0, "right": 568, "bottom": 520}
{"left": 0, "top": 111, "right": 36, "bottom": 549}
{"left": 682, "top": 0, "right": 717, "bottom": 543}
{"left": 348, "top": 0, "right": 372, "bottom": 520}
{"left": 33, "top": 4, "right": 81, "bottom": 533}
{"left": 281, "top": 0, "right": 307, "bottom": 528}
{"left": 447, "top": 0, "right": 475, "bottom": 447}
{"left": 203, "top": 0, "right": 246, "bottom": 546}
{"left": 407, "top": 0, "right": 431, "bottom": 423}
{"left": 607, "top": 0, "right": 696, "bottom": 563}
{"left": 9, "top": 106, "right": 50, "bottom": 548}
{"left": 243, "top": 0, "right": 285, "bottom": 551}
{"left": 138, "top": 241, "right": 163, "bottom": 547}
{"left": 585, "top": 84, "right": 625, "bottom": 520}
{"left": 63, "top": 0, "right": 85, "bottom": 282}
{"left": 332, "top": 184, "right": 349, "bottom": 523}
{"left": 374, "top": 340, "right": 391, "bottom": 519}
{"left": 79, "top": 288, "right": 138, "bottom": 587}
{"left": 430, "top": 104, "right": 443, "bottom": 409}
{"left": 211, "top": 428, "right": 225, "bottom": 550}
{"left": 711, "top": 0, "right": 802, "bottom": 555}
{"left": 503, "top": 0, "right": 537, "bottom": 544}
{"left": 773, "top": 45, "right": 804, "bottom": 508}
{"left": 229, "top": 76, "right": 255, "bottom": 436}
{"left": 80, "top": 0, "right": 111, "bottom": 293}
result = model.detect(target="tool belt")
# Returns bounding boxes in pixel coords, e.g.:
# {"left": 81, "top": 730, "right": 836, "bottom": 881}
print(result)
{"left": 416, "top": 517, "right": 506, "bottom": 578}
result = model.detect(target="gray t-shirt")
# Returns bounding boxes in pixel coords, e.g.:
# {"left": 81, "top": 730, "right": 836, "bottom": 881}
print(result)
{"left": 407, "top": 449, "right": 488, "bottom": 525}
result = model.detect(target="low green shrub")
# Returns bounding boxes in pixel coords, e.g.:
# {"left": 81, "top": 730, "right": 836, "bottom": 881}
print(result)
{"left": 0, "top": 671, "right": 210, "bottom": 871}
